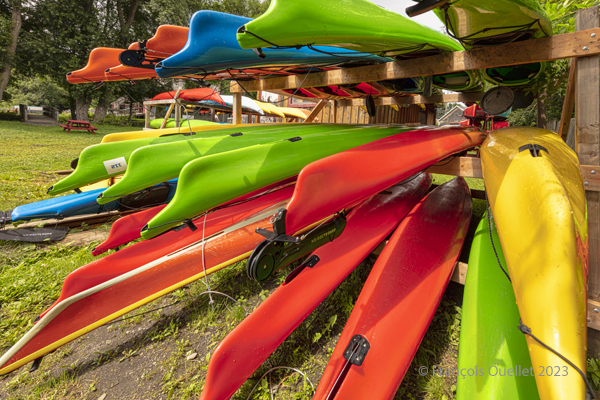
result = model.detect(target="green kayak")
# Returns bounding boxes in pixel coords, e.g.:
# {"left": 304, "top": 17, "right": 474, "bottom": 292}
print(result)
{"left": 149, "top": 119, "right": 219, "bottom": 129}
{"left": 457, "top": 213, "right": 539, "bottom": 399}
{"left": 236, "top": 0, "right": 481, "bottom": 92}
{"left": 141, "top": 125, "right": 413, "bottom": 239}
{"left": 237, "top": 0, "right": 462, "bottom": 58}
{"left": 97, "top": 124, "right": 361, "bottom": 204}
{"left": 414, "top": 0, "right": 552, "bottom": 87}
{"left": 49, "top": 125, "right": 303, "bottom": 195}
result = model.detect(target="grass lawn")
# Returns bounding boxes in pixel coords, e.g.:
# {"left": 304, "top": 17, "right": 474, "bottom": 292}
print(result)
{"left": 2, "top": 121, "right": 588, "bottom": 399}
{"left": 0, "top": 121, "right": 142, "bottom": 211}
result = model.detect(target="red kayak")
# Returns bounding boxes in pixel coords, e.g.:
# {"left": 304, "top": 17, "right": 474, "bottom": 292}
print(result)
{"left": 198, "top": 173, "right": 431, "bottom": 400}
{"left": 0, "top": 185, "right": 294, "bottom": 376}
{"left": 151, "top": 87, "right": 225, "bottom": 103}
{"left": 313, "top": 177, "right": 472, "bottom": 400}
{"left": 284, "top": 126, "right": 484, "bottom": 235}
{"left": 92, "top": 179, "right": 297, "bottom": 256}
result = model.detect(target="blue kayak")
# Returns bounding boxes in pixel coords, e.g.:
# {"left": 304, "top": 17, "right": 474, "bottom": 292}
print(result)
{"left": 155, "top": 11, "right": 388, "bottom": 79}
{"left": 11, "top": 181, "right": 178, "bottom": 222}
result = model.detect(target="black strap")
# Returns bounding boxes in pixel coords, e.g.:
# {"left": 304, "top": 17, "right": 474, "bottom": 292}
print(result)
{"left": 518, "top": 319, "right": 595, "bottom": 399}
{"left": 484, "top": 191, "right": 511, "bottom": 283}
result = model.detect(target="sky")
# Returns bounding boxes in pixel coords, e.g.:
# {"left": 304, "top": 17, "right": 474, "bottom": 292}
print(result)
{"left": 366, "top": 0, "right": 446, "bottom": 32}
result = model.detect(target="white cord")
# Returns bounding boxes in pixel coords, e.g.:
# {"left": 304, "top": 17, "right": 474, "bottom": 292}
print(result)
{"left": 201, "top": 212, "right": 215, "bottom": 310}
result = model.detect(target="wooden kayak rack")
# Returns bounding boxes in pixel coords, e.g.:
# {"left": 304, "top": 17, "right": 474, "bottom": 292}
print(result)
{"left": 229, "top": 6, "right": 600, "bottom": 354}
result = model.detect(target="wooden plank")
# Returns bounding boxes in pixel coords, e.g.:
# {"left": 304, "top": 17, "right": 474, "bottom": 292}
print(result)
{"left": 426, "top": 157, "right": 483, "bottom": 178}
{"left": 144, "top": 106, "right": 150, "bottom": 129}
{"left": 575, "top": 7, "right": 600, "bottom": 307}
{"left": 582, "top": 165, "right": 600, "bottom": 191}
{"left": 450, "top": 262, "right": 468, "bottom": 285}
{"left": 559, "top": 59, "right": 577, "bottom": 140}
{"left": 338, "top": 92, "right": 483, "bottom": 107}
{"left": 588, "top": 299, "right": 600, "bottom": 331}
{"left": 232, "top": 92, "right": 243, "bottom": 125}
{"left": 304, "top": 99, "right": 328, "bottom": 123}
{"left": 230, "top": 29, "right": 600, "bottom": 93}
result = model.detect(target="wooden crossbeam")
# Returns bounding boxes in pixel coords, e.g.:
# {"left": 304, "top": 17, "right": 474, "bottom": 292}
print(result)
{"left": 304, "top": 99, "right": 328, "bottom": 123}
{"left": 230, "top": 28, "right": 600, "bottom": 93}
{"left": 337, "top": 92, "right": 483, "bottom": 106}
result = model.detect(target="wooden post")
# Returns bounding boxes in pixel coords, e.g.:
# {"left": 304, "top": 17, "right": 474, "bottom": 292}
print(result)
{"left": 175, "top": 102, "right": 181, "bottom": 128}
{"left": 332, "top": 100, "right": 337, "bottom": 124}
{"left": 144, "top": 105, "right": 150, "bottom": 129}
{"left": 211, "top": 108, "right": 216, "bottom": 122}
{"left": 559, "top": 59, "right": 577, "bottom": 140}
{"left": 160, "top": 88, "right": 181, "bottom": 129}
{"left": 304, "top": 99, "right": 327, "bottom": 123}
{"left": 575, "top": 6, "right": 600, "bottom": 355}
{"left": 232, "top": 92, "right": 242, "bottom": 125}
{"left": 426, "top": 104, "right": 436, "bottom": 125}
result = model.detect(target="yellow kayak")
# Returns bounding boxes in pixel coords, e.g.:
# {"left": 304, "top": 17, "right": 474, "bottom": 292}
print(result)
{"left": 481, "top": 127, "right": 588, "bottom": 400}
{"left": 101, "top": 124, "right": 256, "bottom": 143}
{"left": 279, "top": 107, "right": 307, "bottom": 120}
{"left": 254, "top": 100, "right": 286, "bottom": 118}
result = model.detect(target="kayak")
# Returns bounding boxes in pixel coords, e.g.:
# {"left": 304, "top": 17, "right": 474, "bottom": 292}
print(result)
{"left": 409, "top": 0, "right": 551, "bottom": 87}
{"left": 11, "top": 181, "right": 177, "bottom": 222}
{"left": 254, "top": 100, "right": 285, "bottom": 117}
{"left": 457, "top": 213, "right": 539, "bottom": 399}
{"left": 428, "top": 0, "right": 552, "bottom": 47}
{"left": 155, "top": 11, "right": 386, "bottom": 79}
{"left": 279, "top": 107, "right": 307, "bottom": 120}
{"left": 92, "top": 178, "right": 296, "bottom": 256}
{"left": 97, "top": 124, "right": 356, "bottom": 204}
{"left": 237, "top": 0, "right": 461, "bottom": 57}
{"left": 151, "top": 88, "right": 225, "bottom": 103}
{"left": 481, "top": 127, "right": 589, "bottom": 400}
{"left": 100, "top": 123, "right": 251, "bottom": 143}
{"left": 196, "top": 95, "right": 265, "bottom": 115}
{"left": 236, "top": 0, "right": 484, "bottom": 91}
{"left": 313, "top": 177, "right": 472, "bottom": 399}
{"left": 198, "top": 174, "right": 431, "bottom": 400}
{"left": 49, "top": 124, "right": 298, "bottom": 195}
{"left": 148, "top": 119, "right": 219, "bottom": 129}
{"left": 283, "top": 126, "right": 484, "bottom": 236}
{"left": 0, "top": 184, "right": 294, "bottom": 376}
{"left": 481, "top": 62, "right": 547, "bottom": 87}
{"left": 66, "top": 48, "right": 124, "bottom": 84}
{"left": 141, "top": 125, "right": 417, "bottom": 239}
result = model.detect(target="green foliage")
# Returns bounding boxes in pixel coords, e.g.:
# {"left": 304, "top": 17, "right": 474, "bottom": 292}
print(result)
{"left": 0, "top": 110, "right": 20, "bottom": 121}
{"left": 6, "top": 74, "right": 69, "bottom": 108}
{"left": 507, "top": 92, "right": 566, "bottom": 126}
{"left": 588, "top": 357, "right": 600, "bottom": 390}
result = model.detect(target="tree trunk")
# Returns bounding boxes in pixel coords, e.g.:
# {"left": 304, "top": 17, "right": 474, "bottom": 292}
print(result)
{"left": 93, "top": 94, "right": 110, "bottom": 123}
{"left": 75, "top": 93, "right": 92, "bottom": 121}
{"left": 0, "top": 1, "right": 23, "bottom": 102}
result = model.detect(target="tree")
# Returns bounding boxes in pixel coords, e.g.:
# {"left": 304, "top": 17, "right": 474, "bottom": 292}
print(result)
{"left": 0, "top": 0, "right": 22, "bottom": 102}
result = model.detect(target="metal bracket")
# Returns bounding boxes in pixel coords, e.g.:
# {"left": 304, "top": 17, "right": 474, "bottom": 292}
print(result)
{"left": 342, "top": 335, "right": 370, "bottom": 366}
{"left": 284, "top": 255, "right": 321, "bottom": 284}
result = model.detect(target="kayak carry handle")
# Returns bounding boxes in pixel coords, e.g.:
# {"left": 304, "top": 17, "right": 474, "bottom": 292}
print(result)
{"left": 406, "top": 0, "right": 449, "bottom": 18}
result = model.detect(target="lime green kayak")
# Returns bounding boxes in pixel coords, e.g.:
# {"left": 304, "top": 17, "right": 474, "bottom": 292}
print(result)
{"left": 49, "top": 125, "right": 302, "bottom": 195}
{"left": 431, "top": 0, "right": 552, "bottom": 47}
{"left": 141, "top": 125, "right": 414, "bottom": 239}
{"left": 415, "top": 0, "right": 552, "bottom": 87}
{"left": 457, "top": 213, "right": 539, "bottom": 399}
{"left": 149, "top": 119, "right": 219, "bottom": 129}
{"left": 97, "top": 124, "right": 363, "bottom": 204}
{"left": 236, "top": 0, "right": 462, "bottom": 58}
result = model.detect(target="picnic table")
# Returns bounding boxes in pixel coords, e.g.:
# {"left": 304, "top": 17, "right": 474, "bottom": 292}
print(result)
{"left": 60, "top": 119, "right": 98, "bottom": 133}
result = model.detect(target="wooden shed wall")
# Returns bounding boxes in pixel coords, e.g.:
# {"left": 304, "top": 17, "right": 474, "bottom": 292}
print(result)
{"left": 315, "top": 103, "right": 421, "bottom": 124}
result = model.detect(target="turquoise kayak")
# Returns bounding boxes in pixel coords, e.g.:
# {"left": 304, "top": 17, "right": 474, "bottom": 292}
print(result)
{"left": 97, "top": 124, "right": 364, "bottom": 204}
{"left": 141, "top": 125, "right": 416, "bottom": 239}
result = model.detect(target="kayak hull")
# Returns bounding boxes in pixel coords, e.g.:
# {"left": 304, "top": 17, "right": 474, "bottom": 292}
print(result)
{"left": 457, "top": 214, "right": 539, "bottom": 399}
{"left": 314, "top": 177, "right": 472, "bottom": 399}
{"left": 0, "top": 186, "right": 294, "bottom": 376}
{"left": 481, "top": 127, "right": 588, "bottom": 400}
{"left": 198, "top": 173, "right": 432, "bottom": 400}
